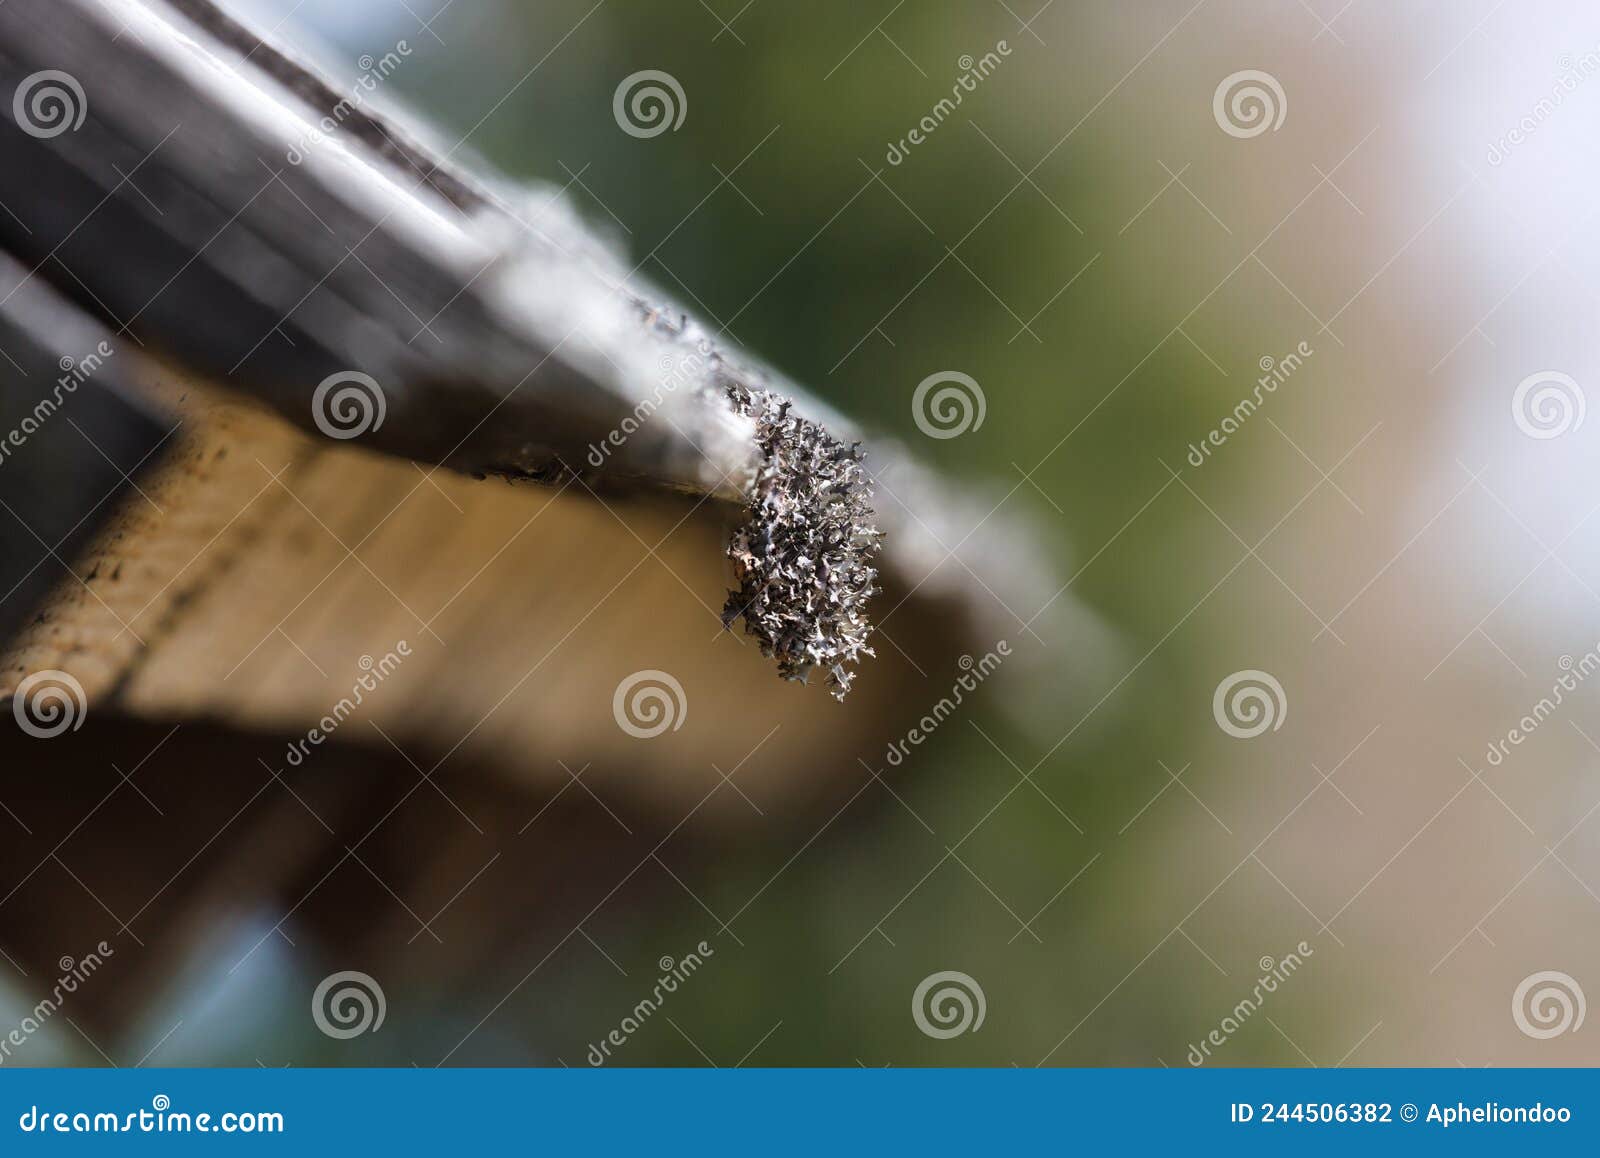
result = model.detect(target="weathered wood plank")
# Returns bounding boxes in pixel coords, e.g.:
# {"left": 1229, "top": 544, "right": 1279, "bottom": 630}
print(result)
{"left": 0, "top": 0, "right": 1070, "bottom": 695}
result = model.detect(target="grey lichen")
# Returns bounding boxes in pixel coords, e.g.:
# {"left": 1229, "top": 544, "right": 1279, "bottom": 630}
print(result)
{"left": 721, "top": 382, "right": 882, "bottom": 700}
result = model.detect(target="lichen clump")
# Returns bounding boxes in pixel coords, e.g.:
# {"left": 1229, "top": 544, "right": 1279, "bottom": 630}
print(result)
{"left": 722, "top": 384, "right": 882, "bottom": 700}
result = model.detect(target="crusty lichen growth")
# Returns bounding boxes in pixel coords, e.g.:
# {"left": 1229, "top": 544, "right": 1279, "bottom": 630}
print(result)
{"left": 721, "top": 383, "right": 882, "bottom": 699}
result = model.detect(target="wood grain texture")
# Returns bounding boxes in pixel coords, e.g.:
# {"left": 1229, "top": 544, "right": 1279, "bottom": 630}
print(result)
{"left": 1, "top": 367, "right": 960, "bottom": 815}
{"left": 0, "top": 0, "right": 1068, "bottom": 656}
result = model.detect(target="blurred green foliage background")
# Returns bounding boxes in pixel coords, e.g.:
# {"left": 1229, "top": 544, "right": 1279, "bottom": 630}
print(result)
{"left": 212, "top": 0, "right": 1381, "bottom": 1065}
